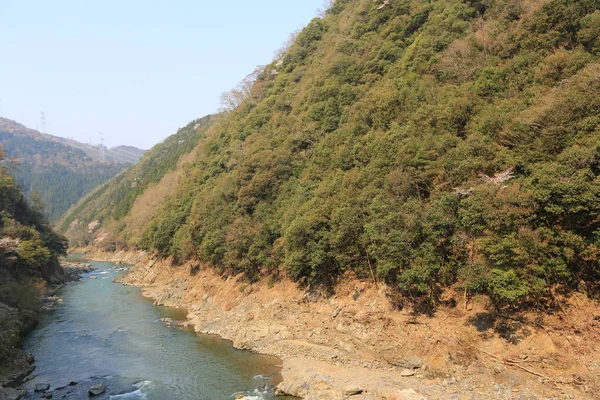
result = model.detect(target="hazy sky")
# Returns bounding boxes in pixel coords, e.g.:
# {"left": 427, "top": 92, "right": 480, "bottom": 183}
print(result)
{"left": 0, "top": 0, "right": 325, "bottom": 149}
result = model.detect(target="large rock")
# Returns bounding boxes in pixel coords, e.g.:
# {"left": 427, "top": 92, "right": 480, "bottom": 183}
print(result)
{"left": 34, "top": 383, "right": 50, "bottom": 392}
{"left": 88, "top": 383, "right": 106, "bottom": 396}
{"left": 39, "top": 258, "right": 66, "bottom": 284}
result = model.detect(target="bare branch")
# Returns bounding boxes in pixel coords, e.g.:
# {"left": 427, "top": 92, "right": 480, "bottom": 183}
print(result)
{"left": 453, "top": 187, "right": 474, "bottom": 196}
{"left": 479, "top": 168, "right": 515, "bottom": 185}
{"left": 0, "top": 237, "right": 21, "bottom": 254}
{"left": 377, "top": 0, "right": 391, "bottom": 10}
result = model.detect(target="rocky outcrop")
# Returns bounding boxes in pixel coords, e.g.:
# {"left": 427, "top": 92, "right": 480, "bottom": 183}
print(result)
{"left": 61, "top": 262, "right": 94, "bottom": 281}
{"left": 38, "top": 257, "right": 66, "bottom": 285}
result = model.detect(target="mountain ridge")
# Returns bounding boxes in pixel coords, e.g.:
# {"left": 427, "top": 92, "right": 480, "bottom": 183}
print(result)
{"left": 0, "top": 118, "right": 145, "bottom": 164}
{"left": 0, "top": 117, "right": 146, "bottom": 220}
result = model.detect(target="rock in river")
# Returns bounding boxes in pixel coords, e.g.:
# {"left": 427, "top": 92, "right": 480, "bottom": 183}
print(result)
{"left": 88, "top": 383, "right": 106, "bottom": 396}
{"left": 34, "top": 383, "right": 50, "bottom": 392}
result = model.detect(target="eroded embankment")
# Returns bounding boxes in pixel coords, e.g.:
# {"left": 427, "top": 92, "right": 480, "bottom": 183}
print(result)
{"left": 89, "top": 249, "right": 599, "bottom": 400}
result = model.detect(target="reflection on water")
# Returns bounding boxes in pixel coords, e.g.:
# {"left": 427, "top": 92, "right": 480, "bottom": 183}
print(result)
{"left": 23, "top": 260, "right": 292, "bottom": 400}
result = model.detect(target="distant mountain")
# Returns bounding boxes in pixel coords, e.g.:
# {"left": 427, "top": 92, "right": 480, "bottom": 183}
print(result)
{"left": 0, "top": 117, "right": 145, "bottom": 220}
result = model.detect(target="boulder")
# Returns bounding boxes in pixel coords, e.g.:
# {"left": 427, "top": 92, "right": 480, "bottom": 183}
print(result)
{"left": 34, "top": 383, "right": 50, "bottom": 392}
{"left": 88, "top": 383, "right": 106, "bottom": 396}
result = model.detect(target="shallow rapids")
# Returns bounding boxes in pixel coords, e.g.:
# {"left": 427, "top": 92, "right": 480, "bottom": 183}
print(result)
{"left": 22, "top": 260, "right": 290, "bottom": 400}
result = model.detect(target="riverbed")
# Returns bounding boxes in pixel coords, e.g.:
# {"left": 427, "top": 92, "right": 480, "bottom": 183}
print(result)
{"left": 22, "top": 260, "right": 291, "bottom": 400}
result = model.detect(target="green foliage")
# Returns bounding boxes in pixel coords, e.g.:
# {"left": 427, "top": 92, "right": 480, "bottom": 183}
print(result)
{"left": 0, "top": 282, "right": 42, "bottom": 317}
{"left": 0, "top": 127, "right": 134, "bottom": 220}
{"left": 0, "top": 146, "right": 65, "bottom": 362}
{"left": 66, "top": 0, "right": 600, "bottom": 308}
{"left": 59, "top": 116, "right": 212, "bottom": 241}
{"left": 16, "top": 161, "right": 124, "bottom": 220}
{"left": 17, "top": 239, "right": 52, "bottom": 268}
{"left": 579, "top": 11, "right": 600, "bottom": 54}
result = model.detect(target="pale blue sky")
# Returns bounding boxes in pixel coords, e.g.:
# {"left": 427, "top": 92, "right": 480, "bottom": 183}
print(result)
{"left": 0, "top": 1, "right": 325, "bottom": 148}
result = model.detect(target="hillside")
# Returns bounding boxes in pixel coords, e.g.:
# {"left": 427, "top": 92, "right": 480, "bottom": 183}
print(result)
{"left": 63, "top": 0, "right": 600, "bottom": 309}
{"left": 0, "top": 118, "right": 145, "bottom": 220}
{"left": 59, "top": 115, "right": 213, "bottom": 246}
{"left": 0, "top": 145, "right": 67, "bottom": 382}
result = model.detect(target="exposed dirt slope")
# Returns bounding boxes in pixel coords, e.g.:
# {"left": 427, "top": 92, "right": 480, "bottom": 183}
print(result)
{"left": 90, "top": 249, "right": 599, "bottom": 400}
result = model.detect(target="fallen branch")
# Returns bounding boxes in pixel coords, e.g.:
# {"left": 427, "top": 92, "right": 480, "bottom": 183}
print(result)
{"left": 473, "top": 346, "right": 572, "bottom": 384}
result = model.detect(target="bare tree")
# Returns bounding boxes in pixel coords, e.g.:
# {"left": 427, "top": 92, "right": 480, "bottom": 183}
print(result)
{"left": 273, "top": 30, "right": 300, "bottom": 62}
{"left": 219, "top": 65, "right": 265, "bottom": 112}
{"left": 317, "top": 0, "right": 336, "bottom": 17}
{"left": 478, "top": 168, "right": 515, "bottom": 185}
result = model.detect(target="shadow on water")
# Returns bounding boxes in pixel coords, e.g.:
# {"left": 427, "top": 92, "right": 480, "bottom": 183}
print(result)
{"left": 22, "top": 260, "right": 298, "bottom": 400}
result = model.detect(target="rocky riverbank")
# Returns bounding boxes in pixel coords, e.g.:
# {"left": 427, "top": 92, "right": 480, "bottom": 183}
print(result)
{"left": 0, "top": 262, "right": 94, "bottom": 400}
{"left": 40, "top": 262, "right": 94, "bottom": 310}
{"left": 88, "top": 249, "right": 599, "bottom": 400}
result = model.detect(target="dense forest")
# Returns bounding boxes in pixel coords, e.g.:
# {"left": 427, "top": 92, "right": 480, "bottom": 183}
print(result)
{"left": 0, "top": 146, "right": 67, "bottom": 364}
{"left": 63, "top": 0, "right": 600, "bottom": 309}
{"left": 59, "top": 115, "right": 213, "bottom": 245}
{"left": 0, "top": 118, "right": 144, "bottom": 220}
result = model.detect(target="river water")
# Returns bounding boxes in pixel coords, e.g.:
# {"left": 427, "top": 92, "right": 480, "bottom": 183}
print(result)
{"left": 22, "top": 260, "right": 292, "bottom": 400}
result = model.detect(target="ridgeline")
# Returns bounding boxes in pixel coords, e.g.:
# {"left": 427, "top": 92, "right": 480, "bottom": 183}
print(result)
{"left": 0, "top": 118, "right": 145, "bottom": 220}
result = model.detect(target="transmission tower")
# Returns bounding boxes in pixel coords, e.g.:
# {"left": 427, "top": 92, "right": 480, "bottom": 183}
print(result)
{"left": 99, "top": 132, "right": 105, "bottom": 162}
{"left": 40, "top": 112, "right": 47, "bottom": 133}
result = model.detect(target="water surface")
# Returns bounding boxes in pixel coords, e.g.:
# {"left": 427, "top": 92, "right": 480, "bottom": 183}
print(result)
{"left": 23, "top": 260, "right": 289, "bottom": 400}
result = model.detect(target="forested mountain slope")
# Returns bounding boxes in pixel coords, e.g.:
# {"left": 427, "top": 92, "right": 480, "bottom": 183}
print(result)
{"left": 0, "top": 118, "right": 145, "bottom": 220}
{"left": 0, "top": 146, "right": 67, "bottom": 365}
{"left": 64, "top": 0, "right": 600, "bottom": 309}
{"left": 59, "top": 115, "right": 213, "bottom": 247}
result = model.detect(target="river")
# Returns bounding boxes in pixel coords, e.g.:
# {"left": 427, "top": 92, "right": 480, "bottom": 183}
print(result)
{"left": 22, "top": 260, "right": 293, "bottom": 400}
